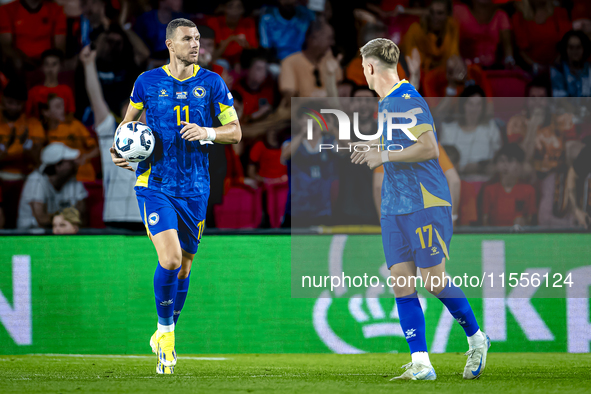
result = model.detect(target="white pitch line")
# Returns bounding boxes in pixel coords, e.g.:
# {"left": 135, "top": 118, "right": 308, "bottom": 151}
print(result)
{"left": 24, "top": 354, "right": 229, "bottom": 360}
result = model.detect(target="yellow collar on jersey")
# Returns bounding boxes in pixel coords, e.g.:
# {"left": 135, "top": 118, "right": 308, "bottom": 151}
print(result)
{"left": 162, "top": 64, "right": 200, "bottom": 82}
{"left": 379, "top": 79, "right": 410, "bottom": 101}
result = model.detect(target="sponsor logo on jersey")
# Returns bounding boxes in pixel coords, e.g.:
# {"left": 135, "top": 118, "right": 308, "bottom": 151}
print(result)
{"left": 431, "top": 246, "right": 439, "bottom": 256}
{"left": 227, "top": 92, "right": 233, "bottom": 100}
{"left": 176, "top": 91, "right": 188, "bottom": 99}
{"left": 159, "top": 89, "right": 168, "bottom": 97}
{"left": 193, "top": 86, "right": 206, "bottom": 98}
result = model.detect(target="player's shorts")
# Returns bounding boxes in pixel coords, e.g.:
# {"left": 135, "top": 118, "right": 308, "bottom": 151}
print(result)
{"left": 381, "top": 206, "right": 452, "bottom": 269}
{"left": 135, "top": 188, "right": 208, "bottom": 255}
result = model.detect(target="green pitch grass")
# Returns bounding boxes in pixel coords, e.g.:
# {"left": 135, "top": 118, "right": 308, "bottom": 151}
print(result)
{"left": 1, "top": 353, "right": 590, "bottom": 393}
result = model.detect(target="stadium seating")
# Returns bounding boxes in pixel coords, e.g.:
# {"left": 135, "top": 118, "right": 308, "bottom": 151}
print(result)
{"left": 214, "top": 184, "right": 263, "bottom": 229}
{"left": 264, "top": 181, "right": 288, "bottom": 228}
{"left": 485, "top": 70, "right": 531, "bottom": 98}
{"left": 83, "top": 180, "right": 105, "bottom": 229}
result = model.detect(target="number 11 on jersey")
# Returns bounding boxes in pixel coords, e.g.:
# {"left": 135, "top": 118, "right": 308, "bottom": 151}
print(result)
{"left": 174, "top": 105, "right": 189, "bottom": 125}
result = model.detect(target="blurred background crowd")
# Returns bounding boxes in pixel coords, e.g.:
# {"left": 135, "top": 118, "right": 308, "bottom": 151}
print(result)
{"left": 0, "top": 0, "right": 590, "bottom": 232}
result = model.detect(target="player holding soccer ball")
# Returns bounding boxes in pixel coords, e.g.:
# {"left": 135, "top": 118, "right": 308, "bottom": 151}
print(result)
{"left": 350, "top": 39, "right": 490, "bottom": 381}
{"left": 110, "top": 18, "right": 241, "bottom": 374}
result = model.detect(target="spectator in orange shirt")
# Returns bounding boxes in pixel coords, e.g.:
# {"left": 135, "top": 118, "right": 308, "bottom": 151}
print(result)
{"left": 26, "top": 49, "right": 75, "bottom": 118}
{"left": 0, "top": 80, "right": 46, "bottom": 179}
{"left": 248, "top": 129, "right": 288, "bottom": 184}
{"left": 443, "top": 144, "right": 478, "bottom": 226}
{"left": 422, "top": 55, "right": 493, "bottom": 98}
{"left": 207, "top": 0, "right": 258, "bottom": 67}
{"left": 233, "top": 49, "right": 276, "bottom": 123}
{"left": 482, "top": 144, "right": 537, "bottom": 226}
{"left": 401, "top": 0, "right": 459, "bottom": 72}
{"left": 41, "top": 94, "right": 99, "bottom": 182}
{"left": 512, "top": 0, "right": 572, "bottom": 73}
{"left": 0, "top": 0, "right": 66, "bottom": 73}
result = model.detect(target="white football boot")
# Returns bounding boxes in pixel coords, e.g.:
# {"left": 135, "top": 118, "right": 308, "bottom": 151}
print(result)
{"left": 391, "top": 362, "right": 437, "bottom": 381}
{"left": 463, "top": 332, "right": 491, "bottom": 380}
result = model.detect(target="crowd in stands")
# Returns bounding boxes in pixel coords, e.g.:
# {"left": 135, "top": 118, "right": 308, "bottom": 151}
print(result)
{"left": 0, "top": 0, "right": 590, "bottom": 231}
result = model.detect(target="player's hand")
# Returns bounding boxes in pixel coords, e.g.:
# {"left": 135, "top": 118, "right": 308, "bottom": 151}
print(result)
{"left": 179, "top": 121, "right": 207, "bottom": 141}
{"left": 110, "top": 145, "right": 134, "bottom": 171}
{"left": 349, "top": 141, "right": 377, "bottom": 164}
{"left": 351, "top": 147, "right": 383, "bottom": 170}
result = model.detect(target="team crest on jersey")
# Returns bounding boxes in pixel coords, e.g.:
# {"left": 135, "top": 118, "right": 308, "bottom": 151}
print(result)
{"left": 176, "top": 91, "right": 188, "bottom": 99}
{"left": 148, "top": 212, "right": 160, "bottom": 226}
{"left": 193, "top": 86, "right": 206, "bottom": 98}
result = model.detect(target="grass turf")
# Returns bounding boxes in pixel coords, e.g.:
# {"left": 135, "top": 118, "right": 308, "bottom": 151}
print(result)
{"left": 1, "top": 353, "right": 590, "bottom": 393}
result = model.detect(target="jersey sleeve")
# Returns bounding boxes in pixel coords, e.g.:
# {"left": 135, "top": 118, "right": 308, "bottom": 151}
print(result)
{"left": 129, "top": 74, "right": 146, "bottom": 111}
{"left": 212, "top": 75, "right": 238, "bottom": 126}
{"left": 406, "top": 96, "right": 435, "bottom": 140}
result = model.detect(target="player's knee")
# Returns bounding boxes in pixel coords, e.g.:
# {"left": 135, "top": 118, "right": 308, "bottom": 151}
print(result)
{"left": 159, "top": 251, "right": 182, "bottom": 270}
{"left": 425, "top": 280, "right": 445, "bottom": 296}
{"left": 178, "top": 267, "right": 191, "bottom": 279}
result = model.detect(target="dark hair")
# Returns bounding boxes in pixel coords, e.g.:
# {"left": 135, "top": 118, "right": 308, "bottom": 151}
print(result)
{"left": 558, "top": 30, "right": 591, "bottom": 63}
{"left": 458, "top": 85, "right": 487, "bottom": 126}
{"left": 196, "top": 25, "right": 215, "bottom": 40}
{"left": 525, "top": 75, "right": 551, "bottom": 97}
{"left": 2, "top": 79, "right": 28, "bottom": 101}
{"left": 442, "top": 144, "right": 460, "bottom": 167}
{"left": 166, "top": 18, "right": 196, "bottom": 40}
{"left": 41, "top": 49, "right": 64, "bottom": 63}
{"left": 303, "top": 20, "right": 329, "bottom": 50}
{"left": 429, "top": 0, "right": 452, "bottom": 15}
{"left": 240, "top": 48, "right": 270, "bottom": 70}
{"left": 494, "top": 143, "right": 525, "bottom": 163}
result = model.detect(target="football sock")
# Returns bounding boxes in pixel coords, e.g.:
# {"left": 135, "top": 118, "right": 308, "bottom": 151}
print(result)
{"left": 467, "top": 329, "right": 486, "bottom": 349}
{"left": 436, "top": 281, "right": 480, "bottom": 337}
{"left": 173, "top": 272, "right": 191, "bottom": 325}
{"left": 395, "top": 291, "right": 428, "bottom": 354}
{"left": 411, "top": 351, "right": 432, "bottom": 367}
{"left": 154, "top": 262, "right": 181, "bottom": 331}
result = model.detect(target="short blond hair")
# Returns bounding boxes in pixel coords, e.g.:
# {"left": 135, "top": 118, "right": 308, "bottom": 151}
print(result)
{"left": 360, "top": 38, "right": 399, "bottom": 68}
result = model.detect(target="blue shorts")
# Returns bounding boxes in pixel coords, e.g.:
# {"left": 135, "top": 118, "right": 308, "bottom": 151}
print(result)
{"left": 381, "top": 206, "right": 452, "bottom": 269}
{"left": 136, "top": 188, "right": 208, "bottom": 255}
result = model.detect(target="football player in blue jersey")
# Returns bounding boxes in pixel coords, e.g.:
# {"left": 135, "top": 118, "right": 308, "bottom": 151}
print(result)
{"left": 110, "top": 18, "right": 241, "bottom": 374}
{"left": 350, "top": 38, "right": 490, "bottom": 381}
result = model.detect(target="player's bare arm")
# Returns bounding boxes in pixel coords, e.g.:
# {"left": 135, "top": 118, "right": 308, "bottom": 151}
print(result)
{"left": 351, "top": 130, "right": 438, "bottom": 169}
{"left": 110, "top": 105, "right": 144, "bottom": 171}
{"left": 179, "top": 119, "right": 242, "bottom": 144}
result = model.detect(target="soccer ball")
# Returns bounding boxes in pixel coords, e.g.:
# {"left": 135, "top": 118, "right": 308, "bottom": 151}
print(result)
{"left": 114, "top": 121, "right": 155, "bottom": 162}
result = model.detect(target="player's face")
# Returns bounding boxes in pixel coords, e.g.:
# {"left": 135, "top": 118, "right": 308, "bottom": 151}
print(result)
{"left": 42, "top": 56, "right": 61, "bottom": 80}
{"left": 567, "top": 36, "right": 584, "bottom": 63}
{"left": 52, "top": 215, "right": 79, "bottom": 235}
{"left": 171, "top": 26, "right": 200, "bottom": 65}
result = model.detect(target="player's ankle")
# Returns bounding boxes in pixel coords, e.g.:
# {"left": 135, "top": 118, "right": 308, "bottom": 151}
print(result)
{"left": 467, "top": 329, "right": 485, "bottom": 349}
{"left": 411, "top": 351, "right": 432, "bottom": 367}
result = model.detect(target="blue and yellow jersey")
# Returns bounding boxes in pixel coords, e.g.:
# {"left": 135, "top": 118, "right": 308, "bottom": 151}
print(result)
{"left": 130, "top": 64, "right": 237, "bottom": 197}
{"left": 379, "top": 80, "right": 451, "bottom": 216}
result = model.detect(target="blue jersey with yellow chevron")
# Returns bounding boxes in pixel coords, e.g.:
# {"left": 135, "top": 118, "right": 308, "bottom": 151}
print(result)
{"left": 378, "top": 80, "right": 451, "bottom": 216}
{"left": 129, "top": 64, "right": 237, "bottom": 197}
